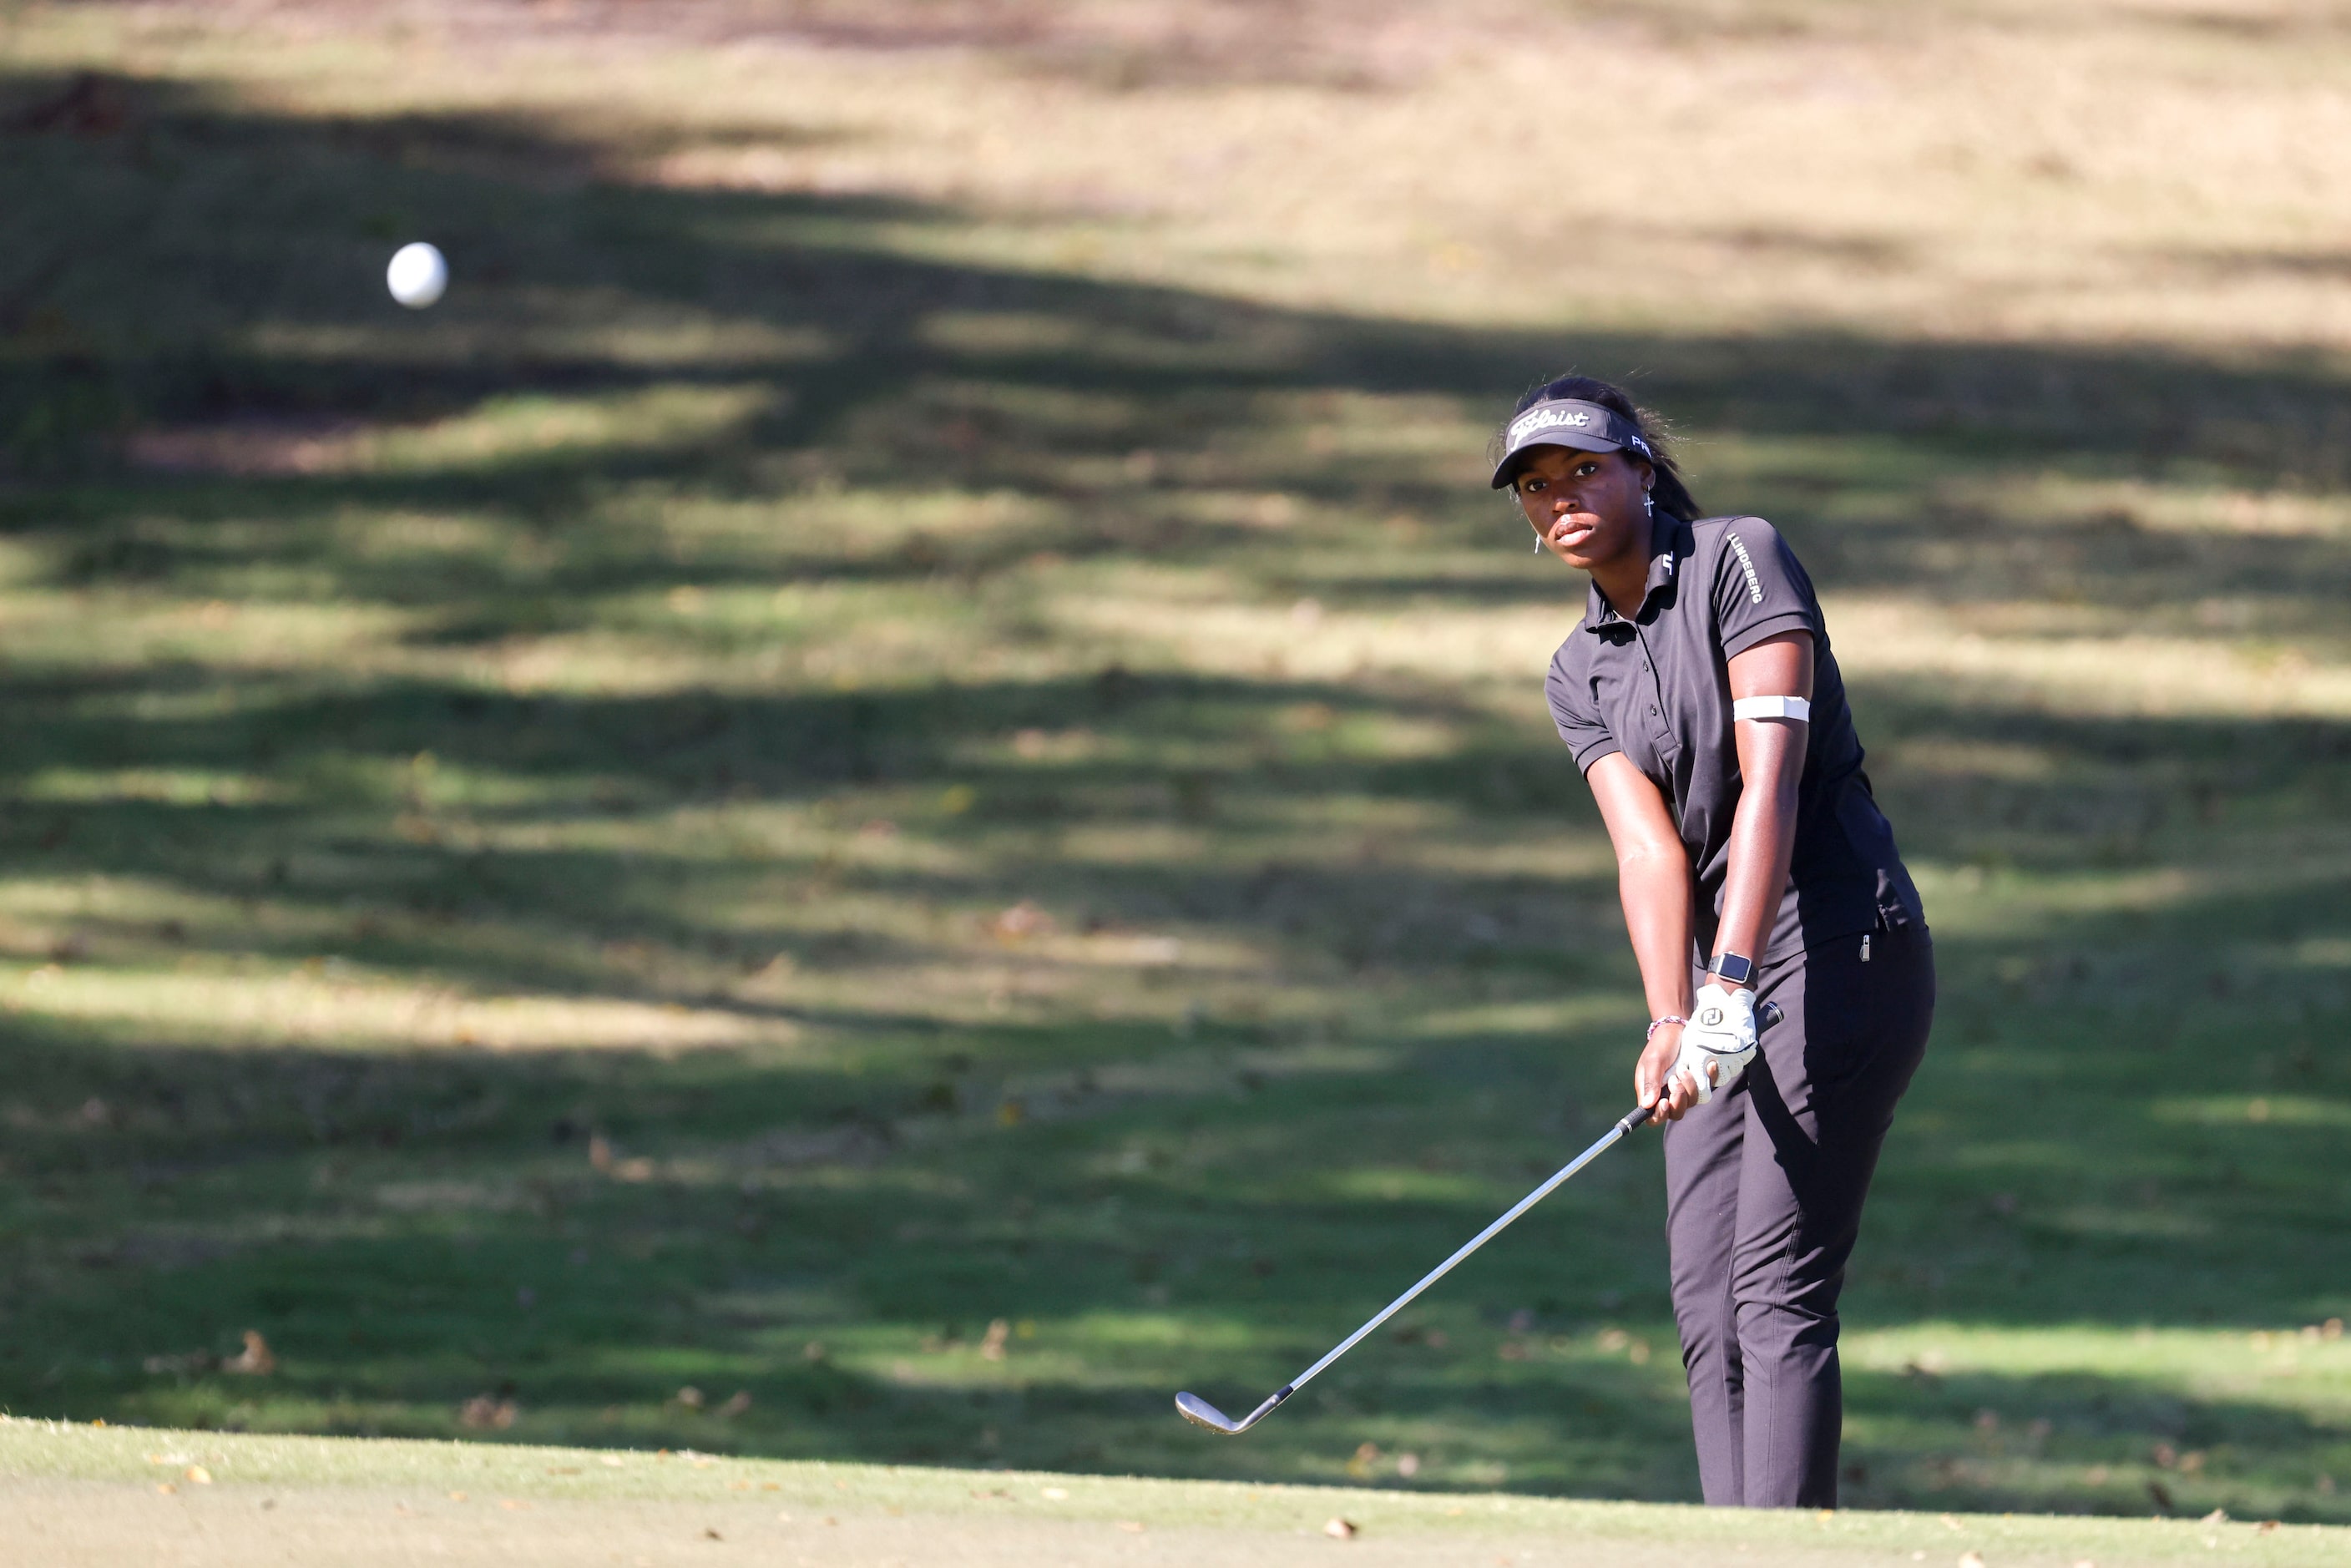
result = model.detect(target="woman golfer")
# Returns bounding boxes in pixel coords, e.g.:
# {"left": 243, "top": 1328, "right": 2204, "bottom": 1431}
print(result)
{"left": 1494, "top": 377, "right": 1932, "bottom": 1509}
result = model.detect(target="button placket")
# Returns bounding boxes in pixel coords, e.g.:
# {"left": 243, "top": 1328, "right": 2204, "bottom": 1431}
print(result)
{"left": 1634, "top": 625, "right": 1672, "bottom": 732}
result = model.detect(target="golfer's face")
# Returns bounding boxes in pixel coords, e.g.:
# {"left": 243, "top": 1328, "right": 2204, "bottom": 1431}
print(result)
{"left": 1513, "top": 446, "right": 1651, "bottom": 569}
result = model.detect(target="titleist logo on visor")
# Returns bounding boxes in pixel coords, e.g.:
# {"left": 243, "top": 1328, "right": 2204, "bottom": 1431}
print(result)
{"left": 1506, "top": 402, "right": 1652, "bottom": 458}
{"left": 1509, "top": 405, "right": 1590, "bottom": 443}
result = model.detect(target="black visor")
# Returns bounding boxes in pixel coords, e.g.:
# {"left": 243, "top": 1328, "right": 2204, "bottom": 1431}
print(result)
{"left": 1490, "top": 399, "right": 1654, "bottom": 488}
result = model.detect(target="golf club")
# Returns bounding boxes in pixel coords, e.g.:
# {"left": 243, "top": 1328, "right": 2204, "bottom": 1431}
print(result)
{"left": 1176, "top": 1003, "right": 1780, "bottom": 1435}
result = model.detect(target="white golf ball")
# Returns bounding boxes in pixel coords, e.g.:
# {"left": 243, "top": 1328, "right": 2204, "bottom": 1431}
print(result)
{"left": 387, "top": 242, "right": 447, "bottom": 309}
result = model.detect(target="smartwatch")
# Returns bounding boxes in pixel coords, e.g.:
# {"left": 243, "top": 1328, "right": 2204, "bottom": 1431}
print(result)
{"left": 1706, "top": 950, "right": 1756, "bottom": 988}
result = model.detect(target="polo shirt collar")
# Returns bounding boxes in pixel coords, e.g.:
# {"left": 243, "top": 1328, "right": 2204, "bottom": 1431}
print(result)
{"left": 1585, "top": 512, "right": 1681, "bottom": 631}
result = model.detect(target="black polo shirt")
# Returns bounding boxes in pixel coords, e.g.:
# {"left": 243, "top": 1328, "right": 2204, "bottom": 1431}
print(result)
{"left": 1545, "top": 513, "right": 1924, "bottom": 964}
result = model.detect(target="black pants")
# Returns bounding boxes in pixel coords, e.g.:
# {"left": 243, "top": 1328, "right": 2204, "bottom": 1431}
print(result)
{"left": 1661, "top": 924, "right": 1934, "bottom": 1508}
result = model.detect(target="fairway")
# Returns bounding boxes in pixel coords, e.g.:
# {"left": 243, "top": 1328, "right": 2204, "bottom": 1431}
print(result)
{"left": 6, "top": 1419, "right": 2346, "bottom": 1568}
{"left": 1, "top": 0, "right": 2348, "bottom": 1535}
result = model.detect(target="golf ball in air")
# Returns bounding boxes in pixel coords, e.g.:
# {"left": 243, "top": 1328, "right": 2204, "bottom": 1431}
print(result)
{"left": 387, "top": 242, "right": 447, "bottom": 308}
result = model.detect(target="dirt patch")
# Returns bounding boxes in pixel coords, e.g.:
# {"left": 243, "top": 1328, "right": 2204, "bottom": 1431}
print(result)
{"left": 109, "top": 0, "right": 1525, "bottom": 89}
{"left": 125, "top": 417, "right": 374, "bottom": 476}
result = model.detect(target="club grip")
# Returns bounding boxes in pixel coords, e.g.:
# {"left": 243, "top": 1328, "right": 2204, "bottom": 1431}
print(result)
{"left": 1615, "top": 999, "right": 1779, "bottom": 1136}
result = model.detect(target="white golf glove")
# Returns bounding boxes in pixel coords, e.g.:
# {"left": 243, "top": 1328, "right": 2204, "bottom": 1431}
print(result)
{"left": 1672, "top": 983, "right": 1758, "bottom": 1104}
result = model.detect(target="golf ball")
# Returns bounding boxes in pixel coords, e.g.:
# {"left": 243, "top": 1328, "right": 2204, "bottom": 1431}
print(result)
{"left": 387, "top": 242, "right": 447, "bottom": 309}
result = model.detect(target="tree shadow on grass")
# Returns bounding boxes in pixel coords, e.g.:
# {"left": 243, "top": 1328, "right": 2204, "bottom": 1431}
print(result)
{"left": 0, "top": 61, "right": 2347, "bottom": 1516}
{"left": 6, "top": 802, "right": 2345, "bottom": 1505}
{"left": 16, "top": 980, "right": 2344, "bottom": 1519}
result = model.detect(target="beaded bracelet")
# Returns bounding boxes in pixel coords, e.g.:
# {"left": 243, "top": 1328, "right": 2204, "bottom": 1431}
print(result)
{"left": 1646, "top": 1014, "right": 1686, "bottom": 1042}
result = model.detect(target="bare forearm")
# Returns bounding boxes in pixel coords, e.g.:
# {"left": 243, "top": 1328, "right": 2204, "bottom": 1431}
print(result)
{"left": 1713, "top": 633, "right": 1814, "bottom": 974}
{"left": 1619, "top": 847, "right": 1697, "bottom": 1022}
{"left": 1585, "top": 753, "right": 1701, "bottom": 1027}
{"left": 1711, "top": 739, "right": 1799, "bottom": 969}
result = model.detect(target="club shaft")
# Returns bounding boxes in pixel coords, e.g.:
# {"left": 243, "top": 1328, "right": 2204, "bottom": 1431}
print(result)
{"left": 1274, "top": 1112, "right": 1643, "bottom": 1403}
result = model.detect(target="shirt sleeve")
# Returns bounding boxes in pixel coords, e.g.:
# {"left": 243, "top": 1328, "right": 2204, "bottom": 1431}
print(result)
{"left": 1545, "top": 637, "right": 1621, "bottom": 775}
{"left": 1712, "top": 518, "right": 1823, "bottom": 660}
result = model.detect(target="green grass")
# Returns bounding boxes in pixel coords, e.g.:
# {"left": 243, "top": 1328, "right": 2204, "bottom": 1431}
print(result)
{"left": 7, "top": 1418, "right": 2347, "bottom": 1568}
{"left": 0, "top": 0, "right": 2346, "bottom": 1530}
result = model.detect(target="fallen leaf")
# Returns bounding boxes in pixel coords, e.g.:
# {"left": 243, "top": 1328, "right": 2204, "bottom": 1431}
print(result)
{"left": 992, "top": 901, "right": 1054, "bottom": 941}
{"left": 447, "top": 1491, "right": 467, "bottom": 1502}
{"left": 1117, "top": 1520, "right": 1145, "bottom": 1534}
{"left": 1939, "top": 1515, "right": 1962, "bottom": 1531}
{"left": 2253, "top": 1521, "right": 2280, "bottom": 1535}
{"left": 675, "top": 1385, "right": 705, "bottom": 1409}
{"left": 703, "top": 1528, "right": 723, "bottom": 1540}
{"left": 224, "top": 1329, "right": 276, "bottom": 1376}
{"left": 1958, "top": 1553, "right": 1985, "bottom": 1568}
{"left": 600, "top": 1456, "right": 624, "bottom": 1468}
{"left": 718, "top": 1390, "right": 752, "bottom": 1418}
{"left": 155, "top": 1483, "right": 176, "bottom": 1495}
{"left": 2200, "top": 1508, "right": 2228, "bottom": 1526}
{"left": 1324, "top": 1516, "right": 1358, "bottom": 1540}
{"left": 980, "top": 1319, "right": 1010, "bottom": 1361}
{"left": 1041, "top": 1486, "right": 1069, "bottom": 1500}
{"left": 776, "top": 1511, "right": 792, "bottom": 1522}
{"left": 458, "top": 1395, "right": 517, "bottom": 1429}
{"left": 499, "top": 1499, "right": 529, "bottom": 1511}
{"left": 185, "top": 1466, "right": 212, "bottom": 1485}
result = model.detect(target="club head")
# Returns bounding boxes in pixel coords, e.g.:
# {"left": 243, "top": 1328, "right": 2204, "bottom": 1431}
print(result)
{"left": 1174, "top": 1391, "right": 1243, "bottom": 1434}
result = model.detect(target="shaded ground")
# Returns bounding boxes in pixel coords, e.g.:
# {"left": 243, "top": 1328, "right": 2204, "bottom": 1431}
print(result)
{"left": 0, "top": 0, "right": 2345, "bottom": 1529}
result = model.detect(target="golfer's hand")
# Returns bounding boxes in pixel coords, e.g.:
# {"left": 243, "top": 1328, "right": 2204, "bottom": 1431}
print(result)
{"left": 1672, "top": 984, "right": 1758, "bottom": 1104}
{"left": 1635, "top": 1024, "right": 1708, "bottom": 1124}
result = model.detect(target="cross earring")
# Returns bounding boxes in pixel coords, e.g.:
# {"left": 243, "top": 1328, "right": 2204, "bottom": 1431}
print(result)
{"left": 1644, "top": 493, "right": 1654, "bottom": 516}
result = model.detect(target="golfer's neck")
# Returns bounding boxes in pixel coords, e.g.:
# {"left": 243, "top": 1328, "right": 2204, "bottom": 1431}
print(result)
{"left": 1591, "top": 554, "right": 1649, "bottom": 620}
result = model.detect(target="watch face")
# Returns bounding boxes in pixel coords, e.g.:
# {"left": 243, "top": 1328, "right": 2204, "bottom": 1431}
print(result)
{"left": 1712, "top": 953, "right": 1753, "bottom": 985}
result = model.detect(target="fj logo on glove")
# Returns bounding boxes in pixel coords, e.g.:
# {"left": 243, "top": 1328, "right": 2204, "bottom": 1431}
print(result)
{"left": 1701, "top": 1007, "right": 1722, "bottom": 1026}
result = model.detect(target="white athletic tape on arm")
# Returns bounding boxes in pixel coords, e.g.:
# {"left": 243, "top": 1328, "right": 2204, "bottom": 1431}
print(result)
{"left": 1733, "top": 695, "right": 1812, "bottom": 722}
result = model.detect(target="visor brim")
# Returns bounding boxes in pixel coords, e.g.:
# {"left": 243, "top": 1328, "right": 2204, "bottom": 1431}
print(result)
{"left": 1489, "top": 433, "right": 1631, "bottom": 489}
